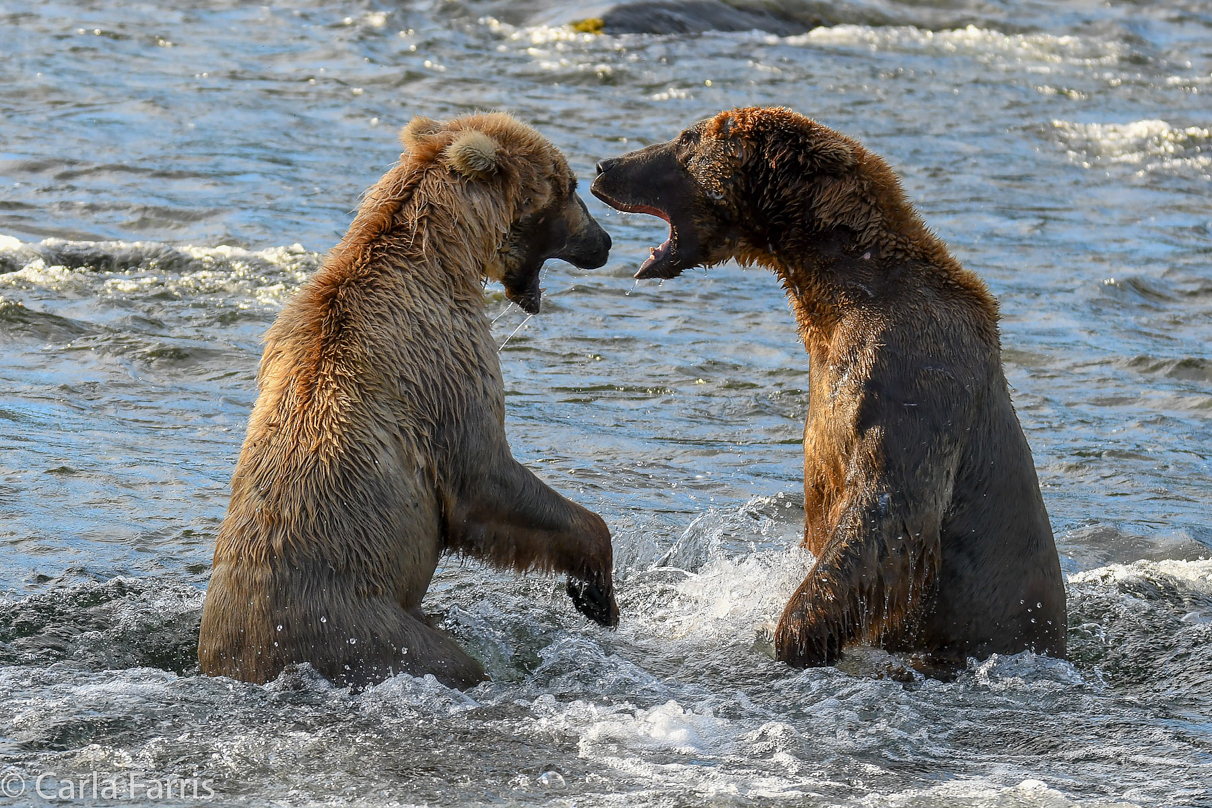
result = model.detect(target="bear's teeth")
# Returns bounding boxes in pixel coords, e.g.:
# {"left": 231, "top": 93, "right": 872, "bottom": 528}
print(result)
{"left": 640, "top": 238, "right": 673, "bottom": 274}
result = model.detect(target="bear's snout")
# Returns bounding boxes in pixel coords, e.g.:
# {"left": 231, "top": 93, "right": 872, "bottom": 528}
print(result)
{"left": 556, "top": 195, "right": 612, "bottom": 270}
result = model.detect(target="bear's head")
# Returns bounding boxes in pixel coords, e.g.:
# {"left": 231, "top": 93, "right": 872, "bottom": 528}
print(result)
{"left": 591, "top": 107, "right": 912, "bottom": 280}
{"left": 400, "top": 112, "right": 611, "bottom": 313}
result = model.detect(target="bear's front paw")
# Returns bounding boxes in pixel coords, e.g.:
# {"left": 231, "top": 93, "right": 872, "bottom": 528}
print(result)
{"left": 566, "top": 576, "right": 619, "bottom": 628}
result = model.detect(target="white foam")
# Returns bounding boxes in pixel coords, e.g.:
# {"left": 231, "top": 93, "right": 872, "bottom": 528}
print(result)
{"left": 577, "top": 699, "right": 729, "bottom": 756}
{"left": 483, "top": 18, "right": 602, "bottom": 47}
{"left": 863, "top": 777, "right": 1145, "bottom": 807}
{"left": 0, "top": 235, "right": 319, "bottom": 311}
{"left": 523, "top": 697, "right": 819, "bottom": 803}
{"left": 1050, "top": 119, "right": 1212, "bottom": 175}
{"left": 1070, "top": 557, "right": 1212, "bottom": 592}
{"left": 785, "top": 24, "right": 1124, "bottom": 67}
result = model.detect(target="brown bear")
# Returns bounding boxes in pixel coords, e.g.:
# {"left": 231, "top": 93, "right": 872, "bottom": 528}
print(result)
{"left": 198, "top": 112, "right": 617, "bottom": 690}
{"left": 591, "top": 106, "right": 1066, "bottom": 672}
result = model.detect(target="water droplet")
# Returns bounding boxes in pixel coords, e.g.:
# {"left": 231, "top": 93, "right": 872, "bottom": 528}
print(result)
{"left": 349, "top": 637, "right": 358, "bottom": 645}
{"left": 276, "top": 624, "right": 283, "bottom": 631}
{"left": 538, "top": 771, "right": 566, "bottom": 788}
{"left": 320, "top": 616, "right": 327, "bottom": 623}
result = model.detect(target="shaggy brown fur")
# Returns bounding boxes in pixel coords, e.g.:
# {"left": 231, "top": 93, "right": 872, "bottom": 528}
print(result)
{"left": 199, "top": 112, "right": 616, "bottom": 690}
{"left": 592, "top": 106, "right": 1066, "bottom": 672}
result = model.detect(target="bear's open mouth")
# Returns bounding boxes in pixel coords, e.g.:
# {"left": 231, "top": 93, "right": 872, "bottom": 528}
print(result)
{"left": 593, "top": 195, "right": 681, "bottom": 280}
{"left": 502, "top": 264, "right": 542, "bottom": 315}
{"left": 638, "top": 215, "right": 675, "bottom": 278}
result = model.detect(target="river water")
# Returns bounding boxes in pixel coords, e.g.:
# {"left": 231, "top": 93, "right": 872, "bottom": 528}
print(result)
{"left": 1, "top": 0, "right": 1210, "bottom": 805}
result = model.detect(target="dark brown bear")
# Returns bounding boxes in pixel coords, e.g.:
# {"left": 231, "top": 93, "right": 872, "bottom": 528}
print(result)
{"left": 592, "top": 106, "right": 1066, "bottom": 672}
{"left": 199, "top": 112, "right": 617, "bottom": 690}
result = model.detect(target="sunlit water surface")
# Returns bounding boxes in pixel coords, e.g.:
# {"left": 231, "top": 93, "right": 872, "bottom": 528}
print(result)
{"left": 1, "top": 0, "right": 1210, "bottom": 805}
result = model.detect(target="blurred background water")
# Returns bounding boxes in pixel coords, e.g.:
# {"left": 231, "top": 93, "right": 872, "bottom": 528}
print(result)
{"left": 0, "top": 1, "right": 1210, "bottom": 805}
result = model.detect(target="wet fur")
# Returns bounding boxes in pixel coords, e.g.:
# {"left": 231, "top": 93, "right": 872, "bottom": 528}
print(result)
{"left": 594, "top": 106, "right": 1066, "bottom": 670}
{"left": 198, "top": 113, "right": 616, "bottom": 690}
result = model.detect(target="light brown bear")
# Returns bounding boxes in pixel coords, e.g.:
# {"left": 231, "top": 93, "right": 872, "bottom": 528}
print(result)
{"left": 198, "top": 112, "right": 617, "bottom": 690}
{"left": 592, "top": 107, "right": 1066, "bottom": 673}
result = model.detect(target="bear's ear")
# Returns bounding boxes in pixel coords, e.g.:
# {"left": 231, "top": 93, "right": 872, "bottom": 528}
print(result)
{"left": 811, "top": 139, "right": 856, "bottom": 173}
{"left": 400, "top": 115, "right": 443, "bottom": 150}
{"left": 444, "top": 130, "right": 501, "bottom": 181}
{"left": 708, "top": 114, "right": 751, "bottom": 164}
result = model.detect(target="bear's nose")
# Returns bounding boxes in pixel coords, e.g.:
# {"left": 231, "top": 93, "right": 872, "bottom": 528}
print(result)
{"left": 595, "top": 158, "right": 617, "bottom": 176}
